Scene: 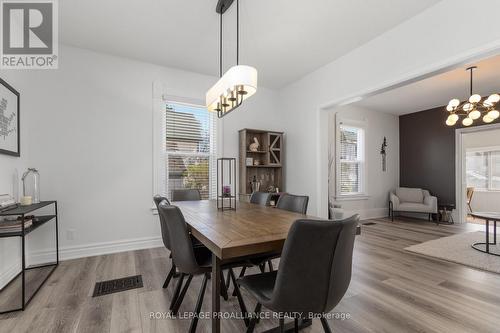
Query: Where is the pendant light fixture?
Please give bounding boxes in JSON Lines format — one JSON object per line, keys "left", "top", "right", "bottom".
{"left": 445, "top": 66, "right": 500, "bottom": 126}
{"left": 206, "top": 0, "right": 257, "bottom": 118}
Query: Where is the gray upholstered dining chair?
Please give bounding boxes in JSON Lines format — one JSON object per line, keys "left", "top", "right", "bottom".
{"left": 171, "top": 189, "right": 201, "bottom": 201}
{"left": 153, "top": 195, "right": 217, "bottom": 297}
{"left": 158, "top": 203, "right": 250, "bottom": 332}
{"left": 250, "top": 192, "right": 271, "bottom": 206}
{"left": 237, "top": 214, "right": 359, "bottom": 333}
{"left": 276, "top": 193, "right": 309, "bottom": 214}
{"left": 153, "top": 195, "right": 177, "bottom": 289}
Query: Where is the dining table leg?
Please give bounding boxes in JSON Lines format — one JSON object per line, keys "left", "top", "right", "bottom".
{"left": 212, "top": 254, "right": 221, "bottom": 333}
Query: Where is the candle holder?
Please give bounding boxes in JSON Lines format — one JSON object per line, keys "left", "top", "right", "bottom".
{"left": 217, "top": 158, "right": 236, "bottom": 211}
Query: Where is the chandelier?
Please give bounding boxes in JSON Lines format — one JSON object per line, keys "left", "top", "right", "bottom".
{"left": 206, "top": 0, "right": 257, "bottom": 118}
{"left": 445, "top": 66, "right": 499, "bottom": 126}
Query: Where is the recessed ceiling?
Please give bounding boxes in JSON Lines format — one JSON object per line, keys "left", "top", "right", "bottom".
{"left": 59, "top": 0, "right": 441, "bottom": 89}
{"left": 356, "top": 54, "right": 500, "bottom": 115}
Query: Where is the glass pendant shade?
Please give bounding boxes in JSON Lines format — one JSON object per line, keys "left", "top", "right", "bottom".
{"left": 469, "top": 109, "right": 481, "bottom": 120}
{"left": 206, "top": 65, "right": 258, "bottom": 114}
{"left": 487, "top": 109, "right": 499, "bottom": 120}
{"left": 483, "top": 115, "right": 494, "bottom": 123}
{"left": 488, "top": 93, "right": 500, "bottom": 103}
{"left": 449, "top": 99, "right": 460, "bottom": 108}
{"left": 469, "top": 94, "right": 482, "bottom": 103}
{"left": 449, "top": 113, "right": 459, "bottom": 122}
{"left": 462, "top": 117, "right": 473, "bottom": 126}
{"left": 445, "top": 116, "right": 456, "bottom": 126}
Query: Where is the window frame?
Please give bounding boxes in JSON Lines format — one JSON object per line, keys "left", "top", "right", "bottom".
{"left": 152, "top": 88, "right": 219, "bottom": 213}
{"left": 466, "top": 146, "right": 500, "bottom": 192}
{"left": 335, "top": 118, "right": 368, "bottom": 200}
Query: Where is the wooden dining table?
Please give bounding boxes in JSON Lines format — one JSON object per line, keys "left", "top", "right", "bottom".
{"left": 174, "top": 200, "right": 360, "bottom": 333}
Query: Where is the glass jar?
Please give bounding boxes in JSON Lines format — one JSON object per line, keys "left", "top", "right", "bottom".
{"left": 22, "top": 168, "right": 40, "bottom": 204}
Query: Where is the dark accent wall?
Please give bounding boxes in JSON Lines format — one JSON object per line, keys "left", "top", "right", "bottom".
{"left": 399, "top": 105, "right": 500, "bottom": 205}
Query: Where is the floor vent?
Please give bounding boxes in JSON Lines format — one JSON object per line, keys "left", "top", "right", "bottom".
{"left": 92, "top": 275, "right": 143, "bottom": 297}
{"left": 362, "top": 222, "right": 377, "bottom": 226}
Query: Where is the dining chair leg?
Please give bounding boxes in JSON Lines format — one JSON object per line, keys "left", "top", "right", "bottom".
{"left": 246, "top": 303, "right": 261, "bottom": 333}
{"left": 170, "top": 273, "right": 185, "bottom": 310}
{"left": 220, "top": 270, "right": 229, "bottom": 301}
{"left": 172, "top": 274, "right": 193, "bottom": 314}
{"left": 163, "top": 265, "right": 176, "bottom": 289}
{"left": 268, "top": 260, "right": 274, "bottom": 272}
{"left": 320, "top": 317, "right": 332, "bottom": 333}
{"left": 228, "top": 268, "right": 249, "bottom": 326}
{"left": 232, "top": 266, "right": 246, "bottom": 296}
{"left": 279, "top": 318, "right": 285, "bottom": 333}
{"left": 189, "top": 273, "right": 209, "bottom": 333}
{"left": 294, "top": 317, "right": 299, "bottom": 333}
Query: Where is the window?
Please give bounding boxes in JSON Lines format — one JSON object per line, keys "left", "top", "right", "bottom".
{"left": 157, "top": 101, "right": 217, "bottom": 200}
{"left": 336, "top": 122, "right": 365, "bottom": 197}
{"left": 466, "top": 148, "right": 500, "bottom": 191}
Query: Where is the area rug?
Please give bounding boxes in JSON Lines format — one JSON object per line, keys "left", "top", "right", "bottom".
{"left": 405, "top": 232, "right": 500, "bottom": 274}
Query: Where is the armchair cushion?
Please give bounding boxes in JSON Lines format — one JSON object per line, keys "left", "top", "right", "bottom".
{"left": 396, "top": 187, "right": 424, "bottom": 203}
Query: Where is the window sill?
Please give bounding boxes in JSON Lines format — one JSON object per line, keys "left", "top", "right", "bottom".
{"left": 334, "top": 194, "right": 370, "bottom": 201}
{"left": 473, "top": 189, "right": 500, "bottom": 193}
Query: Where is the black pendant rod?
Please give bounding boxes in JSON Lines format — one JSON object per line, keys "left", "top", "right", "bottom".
{"left": 220, "top": 11, "right": 223, "bottom": 78}
{"left": 467, "top": 66, "right": 477, "bottom": 96}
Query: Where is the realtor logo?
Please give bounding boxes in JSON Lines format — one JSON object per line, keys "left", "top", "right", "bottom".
{"left": 1, "top": 0, "right": 58, "bottom": 69}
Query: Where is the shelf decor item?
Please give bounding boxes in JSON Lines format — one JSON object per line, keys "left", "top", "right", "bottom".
{"left": 22, "top": 168, "right": 40, "bottom": 204}
{"left": 0, "top": 78, "right": 20, "bottom": 157}
{"left": 217, "top": 157, "right": 236, "bottom": 210}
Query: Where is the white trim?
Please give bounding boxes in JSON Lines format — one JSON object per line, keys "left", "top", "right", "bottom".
{"left": 335, "top": 117, "right": 367, "bottom": 198}
{"left": 455, "top": 122, "right": 500, "bottom": 224}
{"left": 28, "top": 236, "right": 163, "bottom": 265}
{"left": 0, "top": 261, "right": 21, "bottom": 290}
{"left": 334, "top": 194, "right": 370, "bottom": 201}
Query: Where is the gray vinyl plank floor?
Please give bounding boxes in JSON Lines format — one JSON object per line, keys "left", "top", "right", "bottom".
{"left": 0, "top": 218, "right": 498, "bottom": 333}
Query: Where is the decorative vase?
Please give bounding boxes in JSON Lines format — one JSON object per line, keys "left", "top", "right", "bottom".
{"left": 22, "top": 168, "right": 40, "bottom": 204}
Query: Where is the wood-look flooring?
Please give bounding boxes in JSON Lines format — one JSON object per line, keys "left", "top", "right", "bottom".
{"left": 1, "top": 217, "right": 499, "bottom": 333}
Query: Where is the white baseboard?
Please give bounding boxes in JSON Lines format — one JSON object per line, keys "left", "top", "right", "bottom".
{"left": 28, "top": 236, "right": 163, "bottom": 265}
{"left": 0, "top": 261, "right": 21, "bottom": 290}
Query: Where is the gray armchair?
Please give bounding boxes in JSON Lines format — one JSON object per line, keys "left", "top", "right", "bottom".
{"left": 389, "top": 187, "right": 437, "bottom": 222}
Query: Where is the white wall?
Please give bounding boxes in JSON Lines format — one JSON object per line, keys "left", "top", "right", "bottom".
{"left": 278, "top": 0, "right": 500, "bottom": 216}
{"left": 328, "top": 105, "right": 399, "bottom": 219}
{"left": 463, "top": 128, "right": 500, "bottom": 213}
{"left": 0, "top": 45, "right": 279, "bottom": 287}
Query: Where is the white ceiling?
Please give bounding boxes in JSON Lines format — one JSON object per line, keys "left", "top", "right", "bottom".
{"left": 356, "top": 54, "right": 500, "bottom": 115}
{"left": 59, "top": 0, "right": 440, "bottom": 89}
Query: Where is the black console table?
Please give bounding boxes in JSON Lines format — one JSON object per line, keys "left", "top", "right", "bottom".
{"left": 0, "top": 201, "right": 58, "bottom": 314}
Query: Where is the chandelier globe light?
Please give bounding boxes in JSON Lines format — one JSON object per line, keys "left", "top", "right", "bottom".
{"left": 206, "top": 0, "right": 258, "bottom": 118}
{"left": 445, "top": 66, "right": 499, "bottom": 127}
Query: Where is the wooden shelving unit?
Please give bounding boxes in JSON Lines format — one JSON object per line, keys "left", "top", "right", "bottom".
{"left": 239, "top": 128, "right": 284, "bottom": 201}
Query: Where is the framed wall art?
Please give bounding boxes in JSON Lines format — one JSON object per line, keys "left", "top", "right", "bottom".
{"left": 0, "top": 78, "right": 20, "bottom": 157}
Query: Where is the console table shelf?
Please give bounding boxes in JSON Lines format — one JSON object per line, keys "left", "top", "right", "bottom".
{"left": 0, "top": 201, "right": 59, "bottom": 314}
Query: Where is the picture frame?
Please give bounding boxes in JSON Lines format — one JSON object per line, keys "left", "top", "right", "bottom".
{"left": 0, "top": 78, "right": 20, "bottom": 157}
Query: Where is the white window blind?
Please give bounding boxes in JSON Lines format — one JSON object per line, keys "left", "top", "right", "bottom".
{"left": 161, "top": 102, "right": 217, "bottom": 200}
{"left": 466, "top": 148, "right": 500, "bottom": 191}
{"left": 337, "top": 124, "right": 365, "bottom": 196}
